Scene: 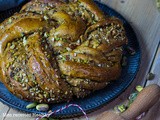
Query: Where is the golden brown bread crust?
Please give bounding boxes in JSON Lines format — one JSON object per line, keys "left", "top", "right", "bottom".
{"left": 21, "top": 0, "right": 106, "bottom": 25}
{"left": 0, "top": 13, "right": 48, "bottom": 54}
{"left": 21, "top": 0, "right": 64, "bottom": 13}
{"left": 78, "top": 0, "right": 106, "bottom": 20}
{"left": 0, "top": 0, "right": 128, "bottom": 103}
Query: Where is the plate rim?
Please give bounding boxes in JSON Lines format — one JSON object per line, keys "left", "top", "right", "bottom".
{"left": 0, "top": 0, "right": 141, "bottom": 118}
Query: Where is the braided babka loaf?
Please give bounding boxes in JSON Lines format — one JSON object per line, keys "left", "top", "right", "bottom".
{"left": 0, "top": 0, "right": 128, "bottom": 103}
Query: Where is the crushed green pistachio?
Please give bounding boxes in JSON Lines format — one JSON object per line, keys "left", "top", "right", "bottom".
{"left": 44, "top": 32, "right": 50, "bottom": 38}
{"left": 44, "top": 15, "right": 49, "bottom": 20}
{"left": 136, "top": 85, "right": 143, "bottom": 92}
{"left": 117, "top": 104, "right": 126, "bottom": 113}
{"left": 61, "top": 56, "right": 67, "bottom": 61}
{"left": 128, "top": 92, "right": 138, "bottom": 105}
{"left": 8, "top": 18, "right": 12, "bottom": 24}
{"left": 92, "top": 20, "right": 96, "bottom": 24}
{"left": 10, "top": 44, "right": 15, "bottom": 49}
{"left": 21, "top": 32, "right": 25, "bottom": 37}
{"left": 26, "top": 102, "right": 37, "bottom": 109}
{"left": 23, "top": 36, "right": 27, "bottom": 46}
{"left": 157, "top": 0, "right": 160, "bottom": 10}
{"left": 92, "top": 40, "right": 100, "bottom": 48}
{"left": 83, "top": 59, "right": 89, "bottom": 64}
{"left": 147, "top": 73, "right": 155, "bottom": 80}
{"left": 66, "top": 47, "right": 72, "bottom": 51}
{"left": 55, "top": 37, "right": 60, "bottom": 41}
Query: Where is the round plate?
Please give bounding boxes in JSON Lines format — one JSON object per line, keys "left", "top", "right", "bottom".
{"left": 0, "top": 1, "right": 141, "bottom": 118}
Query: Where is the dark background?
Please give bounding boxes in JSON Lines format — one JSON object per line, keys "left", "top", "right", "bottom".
{"left": 0, "top": 0, "right": 26, "bottom": 11}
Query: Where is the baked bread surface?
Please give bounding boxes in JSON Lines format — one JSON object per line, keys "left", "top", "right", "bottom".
{"left": 0, "top": 0, "right": 127, "bottom": 103}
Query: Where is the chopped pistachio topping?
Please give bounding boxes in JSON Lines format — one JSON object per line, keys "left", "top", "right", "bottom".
{"left": 44, "top": 32, "right": 50, "bottom": 38}
{"left": 55, "top": 37, "right": 60, "bottom": 41}
{"left": 157, "top": 0, "right": 160, "bottom": 10}
{"left": 8, "top": 18, "right": 12, "bottom": 24}
{"left": 136, "top": 85, "right": 143, "bottom": 92}
{"left": 44, "top": 15, "right": 49, "bottom": 20}
{"left": 23, "top": 36, "right": 27, "bottom": 46}
{"left": 147, "top": 73, "right": 155, "bottom": 80}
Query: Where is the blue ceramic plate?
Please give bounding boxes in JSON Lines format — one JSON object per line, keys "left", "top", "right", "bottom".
{"left": 0, "top": 1, "right": 141, "bottom": 118}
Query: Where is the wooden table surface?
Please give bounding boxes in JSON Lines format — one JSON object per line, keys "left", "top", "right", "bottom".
{"left": 0, "top": 0, "right": 160, "bottom": 120}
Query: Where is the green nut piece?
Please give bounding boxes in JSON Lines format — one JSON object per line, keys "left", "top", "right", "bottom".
{"left": 26, "top": 102, "right": 37, "bottom": 109}
{"left": 136, "top": 85, "right": 143, "bottom": 92}
{"left": 128, "top": 92, "right": 138, "bottom": 103}
{"left": 147, "top": 73, "right": 155, "bottom": 80}
{"left": 117, "top": 104, "right": 126, "bottom": 113}
{"left": 156, "top": 0, "right": 160, "bottom": 10}
{"left": 36, "top": 104, "right": 49, "bottom": 112}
